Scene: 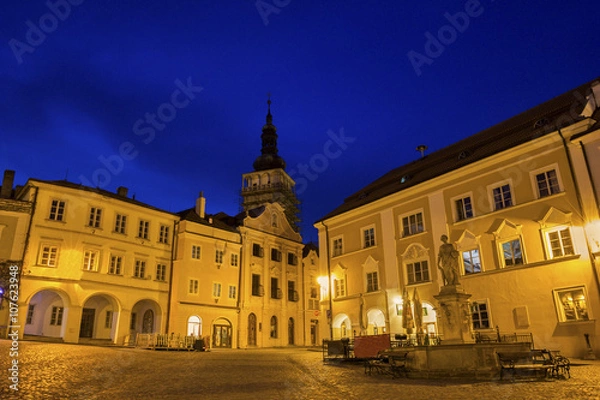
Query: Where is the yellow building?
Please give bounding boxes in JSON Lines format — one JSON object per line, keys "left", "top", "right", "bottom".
{"left": 11, "top": 179, "right": 177, "bottom": 345}
{"left": 316, "top": 78, "right": 600, "bottom": 358}
{"left": 0, "top": 170, "right": 33, "bottom": 338}
{"left": 169, "top": 192, "right": 242, "bottom": 349}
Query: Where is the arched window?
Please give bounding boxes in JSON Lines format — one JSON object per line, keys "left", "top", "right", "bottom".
{"left": 270, "top": 316, "right": 278, "bottom": 338}
{"left": 187, "top": 316, "right": 202, "bottom": 337}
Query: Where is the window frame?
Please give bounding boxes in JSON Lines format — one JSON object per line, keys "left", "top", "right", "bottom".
{"left": 114, "top": 213, "right": 127, "bottom": 234}
{"left": 332, "top": 236, "right": 343, "bottom": 257}
{"left": 452, "top": 193, "right": 474, "bottom": 222}
{"left": 362, "top": 226, "right": 376, "bottom": 248}
{"left": 400, "top": 211, "right": 425, "bottom": 237}
{"left": 530, "top": 164, "right": 562, "bottom": 199}
{"left": 212, "top": 282, "right": 222, "bottom": 298}
{"left": 109, "top": 254, "right": 123, "bottom": 275}
{"left": 50, "top": 306, "right": 64, "bottom": 326}
{"left": 158, "top": 224, "right": 170, "bottom": 244}
{"left": 83, "top": 249, "right": 100, "bottom": 272}
{"left": 488, "top": 180, "right": 514, "bottom": 211}
{"left": 228, "top": 285, "right": 237, "bottom": 299}
{"left": 366, "top": 271, "right": 379, "bottom": 293}
{"left": 134, "top": 259, "right": 146, "bottom": 278}
{"left": 230, "top": 253, "right": 239, "bottom": 266}
{"left": 471, "top": 300, "right": 491, "bottom": 330}
{"left": 500, "top": 237, "right": 524, "bottom": 267}
{"left": 88, "top": 206, "right": 102, "bottom": 228}
{"left": 544, "top": 226, "right": 576, "bottom": 259}
{"left": 156, "top": 263, "right": 167, "bottom": 281}
{"left": 138, "top": 220, "right": 150, "bottom": 239}
{"left": 191, "top": 245, "right": 201, "bottom": 260}
{"left": 553, "top": 286, "right": 590, "bottom": 323}
{"left": 48, "top": 199, "right": 66, "bottom": 222}
{"left": 461, "top": 248, "right": 482, "bottom": 275}
{"left": 215, "top": 249, "right": 224, "bottom": 264}
{"left": 188, "top": 279, "right": 199, "bottom": 295}
{"left": 39, "top": 244, "right": 59, "bottom": 267}
{"left": 406, "top": 260, "right": 430, "bottom": 284}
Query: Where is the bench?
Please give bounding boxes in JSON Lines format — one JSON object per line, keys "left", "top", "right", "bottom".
{"left": 546, "top": 350, "right": 571, "bottom": 379}
{"left": 365, "top": 351, "right": 409, "bottom": 378}
{"left": 497, "top": 350, "right": 554, "bottom": 380}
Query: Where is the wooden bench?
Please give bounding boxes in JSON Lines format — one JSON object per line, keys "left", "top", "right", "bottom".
{"left": 497, "top": 350, "right": 554, "bottom": 380}
{"left": 546, "top": 350, "right": 571, "bottom": 379}
{"left": 365, "top": 351, "right": 409, "bottom": 378}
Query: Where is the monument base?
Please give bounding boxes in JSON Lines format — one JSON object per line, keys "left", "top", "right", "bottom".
{"left": 434, "top": 284, "right": 475, "bottom": 345}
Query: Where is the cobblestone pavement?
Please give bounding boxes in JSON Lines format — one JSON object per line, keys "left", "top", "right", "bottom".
{"left": 1, "top": 340, "right": 599, "bottom": 400}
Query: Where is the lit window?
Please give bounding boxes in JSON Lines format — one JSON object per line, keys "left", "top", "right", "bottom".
{"left": 333, "top": 238, "right": 343, "bottom": 256}
{"left": 109, "top": 255, "right": 122, "bottom": 275}
{"left": 402, "top": 213, "right": 424, "bottom": 236}
{"left": 88, "top": 207, "right": 102, "bottom": 228}
{"left": 159, "top": 225, "right": 170, "bottom": 244}
{"left": 555, "top": 287, "right": 589, "bottom": 322}
{"left": 191, "top": 245, "right": 201, "bottom": 259}
{"left": 134, "top": 260, "right": 146, "bottom": 278}
{"left": 138, "top": 220, "right": 149, "bottom": 239}
{"left": 115, "top": 214, "right": 127, "bottom": 234}
{"left": 492, "top": 184, "right": 512, "bottom": 210}
{"left": 366, "top": 271, "right": 379, "bottom": 292}
{"left": 407, "top": 261, "right": 430, "bottom": 284}
{"left": 536, "top": 169, "right": 560, "bottom": 198}
{"left": 49, "top": 200, "right": 65, "bottom": 221}
{"left": 363, "top": 227, "right": 375, "bottom": 248}
{"left": 502, "top": 239, "right": 523, "bottom": 266}
{"left": 50, "top": 306, "right": 64, "bottom": 325}
{"left": 189, "top": 279, "right": 199, "bottom": 294}
{"left": 462, "top": 249, "right": 481, "bottom": 274}
{"left": 546, "top": 228, "right": 575, "bottom": 258}
{"left": 472, "top": 301, "right": 490, "bottom": 329}
{"left": 40, "top": 245, "right": 58, "bottom": 267}
{"left": 156, "top": 263, "right": 167, "bottom": 281}
{"left": 83, "top": 250, "right": 99, "bottom": 271}
{"left": 455, "top": 196, "right": 473, "bottom": 221}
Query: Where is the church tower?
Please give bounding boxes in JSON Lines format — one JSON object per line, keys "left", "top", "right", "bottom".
{"left": 241, "top": 98, "right": 300, "bottom": 231}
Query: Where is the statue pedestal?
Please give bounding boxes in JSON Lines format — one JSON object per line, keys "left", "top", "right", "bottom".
{"left": 434, "top": 285, "right": 475, "bottom": 345}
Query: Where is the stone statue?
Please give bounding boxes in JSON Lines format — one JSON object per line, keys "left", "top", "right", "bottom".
{"left": 437, "top": 235, "right": 459, "bottom": 286}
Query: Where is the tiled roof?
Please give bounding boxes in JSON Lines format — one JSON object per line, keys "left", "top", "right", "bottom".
{"left": 317, "top": 77, "right": 600, "bottom": 222}
{"left": 25, "top": 179, "right": 177, "bottom": 216}
{"left": 177, "top": 208, "right": 239, "bottom": 232}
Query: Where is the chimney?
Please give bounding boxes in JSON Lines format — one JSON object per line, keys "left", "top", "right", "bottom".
{"left": 196, "top": 191, "right": 206, "bottom": 219}
{"left": 1, "top": 170, "right": 15, "bottom": 198}
{"left": 117, "top": 186, "right": 128, "bottom": 197}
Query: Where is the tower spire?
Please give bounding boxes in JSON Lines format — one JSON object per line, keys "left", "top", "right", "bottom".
{"left": 253, "top": 95, "right": 286, "bottom": 171}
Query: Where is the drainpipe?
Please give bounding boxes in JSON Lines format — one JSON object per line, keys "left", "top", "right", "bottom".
{"left": 236, "top": 234, "right": 243, "bottom": 348}
{"left": 320, "top": 221, "right": 334, "bottom": 341}
{"left": 558, "top": 129, "right": 600, "bottom": 295}
{"left": 165, "top": 219, "right": 179, "bottom": 334}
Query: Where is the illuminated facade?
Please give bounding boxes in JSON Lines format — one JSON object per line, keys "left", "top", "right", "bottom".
{"left": 316, "top": 79, "right": 600, "bottom": 358}
{"left": 0, "top": 101, "right": 314, "bottom": 348}
{"left": 10, "top": 180, "right": 177, "bottom": 345}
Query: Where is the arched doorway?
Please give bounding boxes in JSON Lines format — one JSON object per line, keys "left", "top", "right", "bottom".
{"left": 367, "top": 309, "right": 386, "bottom": 335}
{"left": 130, "top": 299, "right": 161, "bottom": 336}
{"left": 332, "top": 313, "right": 352, "bottom": 339}
{"left": 24, "top": 289, "right": 69, "bottom": 340}
{"left": 79, "top": 294, "right": 119, "bottom": 341}
{"left": 187, "top": 316, "right": 202, "bottom": 337}
{"left": 248, "top": 313, "right": 257, "bottom": 346}
{"left": 142, "top": 310, "right": 154, "bottom": 334}
{"left": 288, "top": 317, "right": 295, "bottom": 345}
{"left": 213, "top": 318, "right": 232, "bottom": 348}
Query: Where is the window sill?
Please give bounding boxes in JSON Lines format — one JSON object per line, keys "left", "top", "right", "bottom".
{"left": 557, "top": 319, "right": 595, "bottom": 326}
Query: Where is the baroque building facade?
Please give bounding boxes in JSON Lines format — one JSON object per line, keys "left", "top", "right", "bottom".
{"left": 0, "top": 102, "right": 314, "bottom": 349}
{"left": 315, "top": 78, "right": 600, "bottom": 358}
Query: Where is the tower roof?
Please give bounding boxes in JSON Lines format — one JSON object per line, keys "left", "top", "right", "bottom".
{"left": 253, "top": 97, "right": 286, "bottom": 171}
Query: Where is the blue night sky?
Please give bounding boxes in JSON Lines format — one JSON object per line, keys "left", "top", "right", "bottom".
{"left": 1, "top": 1, "right": 599, "bottom": 241}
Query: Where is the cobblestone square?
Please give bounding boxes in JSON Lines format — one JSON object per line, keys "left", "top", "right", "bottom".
{"left": 1, "top": 340, "right": 599, "bottom": 400}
